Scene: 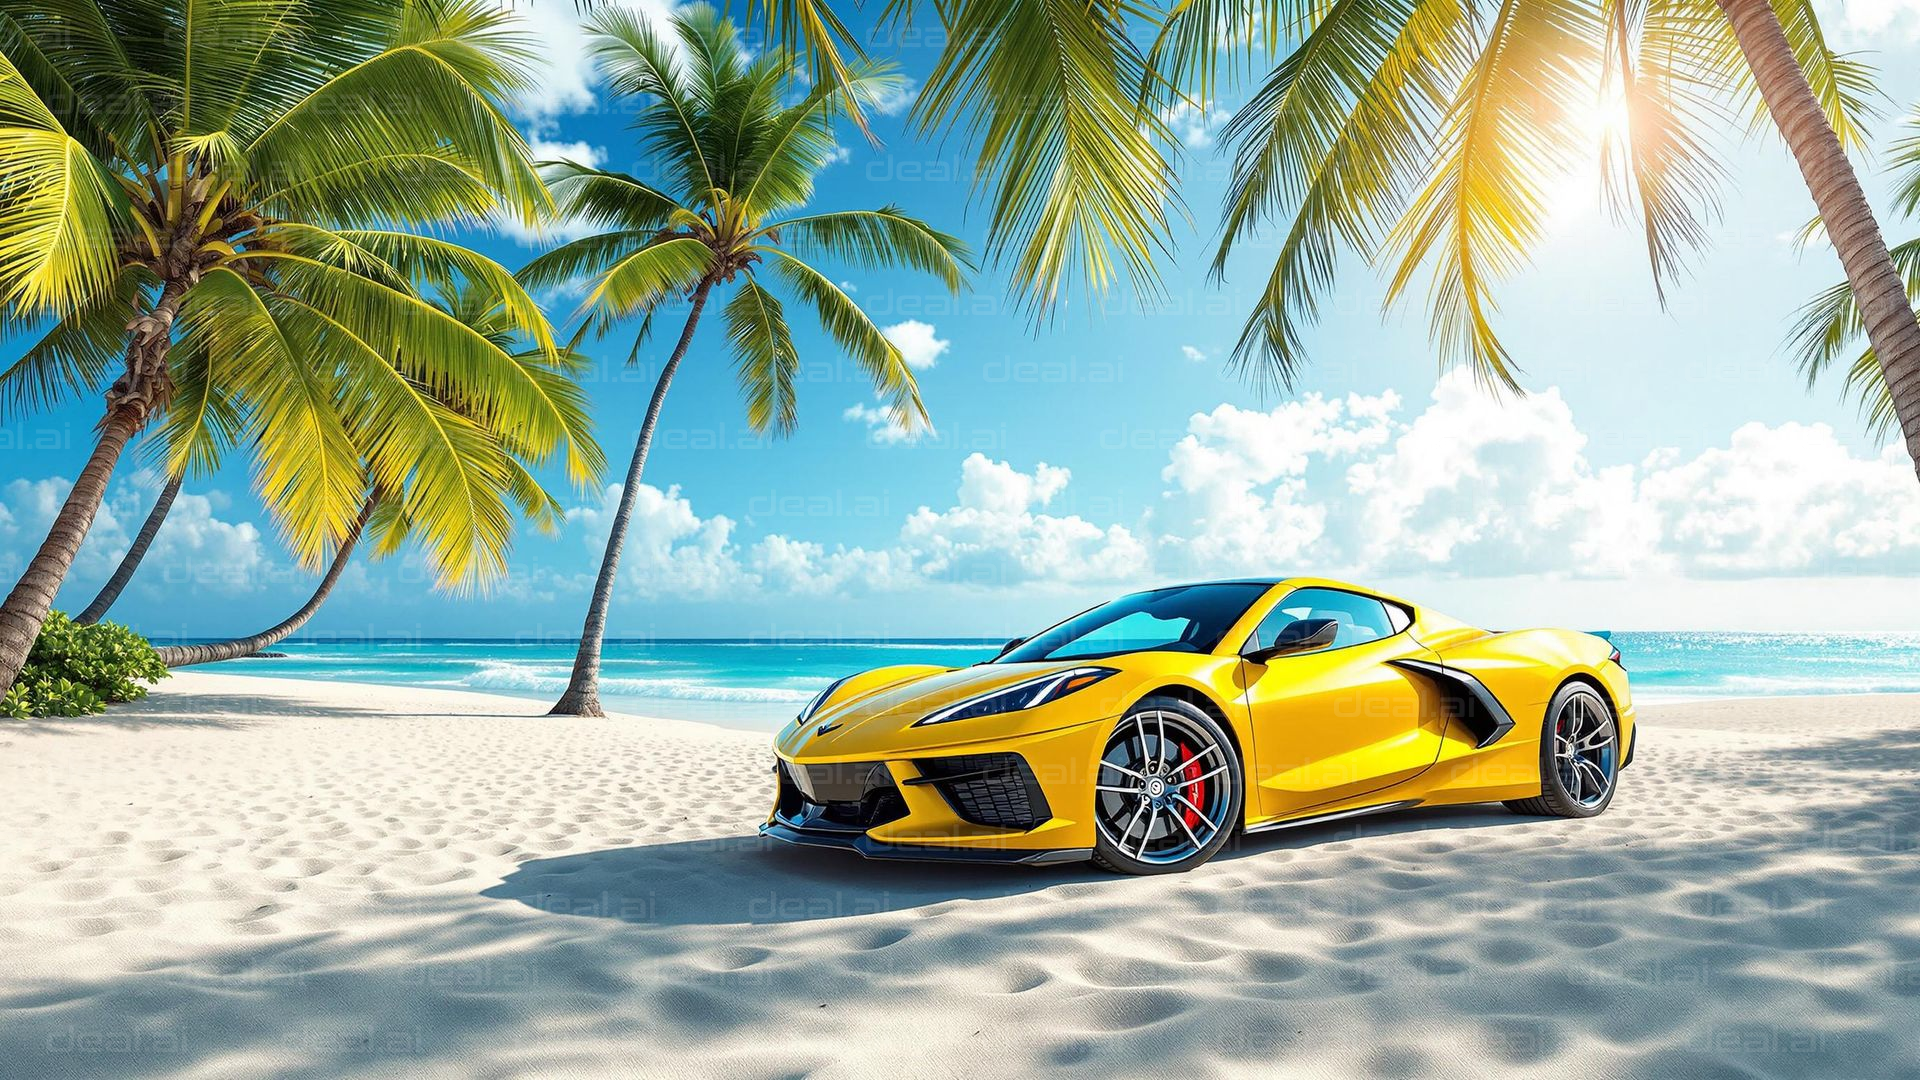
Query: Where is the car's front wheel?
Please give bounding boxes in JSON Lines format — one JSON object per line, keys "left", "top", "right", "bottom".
{"left": 1503, "top": 681, "right": 1620, "bottom": 818}
{"left": 1090, "top": 696, "right": 1243, "bottom": 875}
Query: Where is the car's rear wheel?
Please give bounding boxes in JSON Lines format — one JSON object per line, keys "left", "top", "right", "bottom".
{"left": 1090, "top": 696, "right": 1242, "bottom": 875}
{"left": 1504, "top": 681, "right": 1620, "bottom": 818}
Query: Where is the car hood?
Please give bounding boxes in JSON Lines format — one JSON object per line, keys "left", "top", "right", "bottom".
{"left": 776, "top": 660, "right": 1083, "bottom": 759}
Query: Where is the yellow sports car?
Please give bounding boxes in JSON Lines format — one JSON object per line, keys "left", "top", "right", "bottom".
{"left": 763, "top": 578, "right": 1635, "bottom": 874}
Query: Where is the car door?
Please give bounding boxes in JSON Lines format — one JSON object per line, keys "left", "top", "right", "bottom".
{"left": 1239, "top": 588, "right": 1450, "bottom": 819}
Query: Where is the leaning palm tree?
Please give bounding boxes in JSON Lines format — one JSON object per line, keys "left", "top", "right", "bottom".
{"left": 154, "top": 290, "right": 592, "bottom": 667}
{"left": 1788, "top": 106, "right": 1920, "bottom": 437}
{"left": 0, "top": 0, "right": 593, "bottom": 692}
{"left": 520, "top": 5, "right": 970, "bottom": 716}
{"left": 73, "top": 473, "right": 182, "bottom": 625}
{"left": 1159, "top": 0, "right": 1920, "bottom": 478}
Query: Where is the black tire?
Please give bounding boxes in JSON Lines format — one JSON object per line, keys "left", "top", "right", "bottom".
{"left": 1503, "top": 681, "right": 1621, "bottom": 818}
{"left": 1090, "top": 695, "right": 1243, "bottom": 875}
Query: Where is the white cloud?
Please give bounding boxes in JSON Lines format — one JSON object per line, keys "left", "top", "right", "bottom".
{"left": 568, "top": 482, "right": 750, "bottom": 598}
{"left": 0, "top": 472, "right": 271, "bottom": 604}
{"left": 825, "top": 146, "right": 851, "bottom": 165}
{"left": 1163, "top": 99, "right": 1231, "bottom": 148}
{"left": 556, "top": 454, "right": 1149, "bottom": 598}
{"left": 868, "top": 77, "right": 917, "bottom": 117}
{"left": 1342, "top": 377, "right": 1652, "bottom": 578}
{"left": 899, "top": 455, "right": 1150, "bottom": 586}
{"left": 1638, "top": 422, "right": 1920, "bottom": 575}
{"left": 844, "top": 400, "right": 927, "bottom": 445}
{"left": 555, "top": 372, "right": 1920, "bottom": 602}
{"left": 503, "top": 0, "right": 679, "bottom": 119}
{"left": 1155, "top": 392, "right": 1398, "bottom": 575}
{"left": 1181, "top": 345, "right": 1208, "bottom": 362}
{"left": 882, "top": 319, "right": 950, "bottom": 369}
{"left": 1828, "top": 0, "right": 1920, "bottom": 41}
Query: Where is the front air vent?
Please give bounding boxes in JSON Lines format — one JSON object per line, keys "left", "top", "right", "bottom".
{"left": 911, "top": 753, "right": 1052, "bottom": 831}
{"left": 776, "top": 760, "right": 909, "bottom": 831}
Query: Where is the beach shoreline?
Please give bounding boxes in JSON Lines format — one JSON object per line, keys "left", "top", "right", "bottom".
{"left": 3, "top": 672, "right": 1916, "bottom": 1078}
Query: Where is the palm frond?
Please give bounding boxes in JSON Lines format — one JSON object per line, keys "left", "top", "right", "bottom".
{"left": 1891, "top": 107, "right": 1920, "bottom": 218}
{"left": 256, "top": 147, "right": 501, "bottom": 227}
{"left": 245, "top": 2, "right": 548, "bottom": 227}
{"left": 765, "top": 208, "right": 971, "bottom": 293}
{"left": 517, "top": 230, "right": 656, "bottom": 298}
{"left": 231, "top": 250, "right": 580, "bottom": 480}
{"left": 586, "top": 4, "right": 719, "bottom": 211}
{"left": 179, "top": 267, "right": 367, "bottom": 568}
{"left": 0, "top": 0, "right": 164, "bottom": 160}
{"left": 1382, "top": 0, "right": 1604, "bottom": 390}
{"left": 1215, "top": 0, "right": 1456, "bottom": 391}
{"left": 330, "top": 228, "right": 558, "bottom": 358}
{"left": 1598, "top": 0, "right": 1734, "bottom": 301}
{"left": 153, "top": 327, "right": 246, "bottom": 479}
{"left": 746, "top": 0, "right": 873, "bottom": 139}
{"left": 1785, "top": 236, "right": 1920, "bottom": 437}
{"left": 0, "top": 50, "right": 129, "bottom": 318}
{"left": 271, "top": 290, "right": 519, "bottom": 587}
{"left": 724, "top": 278, "right": 800, "bottom": 436}
{"left": 178, "top": 0, "right": 312, "bottom": 138}
{"left": 0, "top": 265, "right": 149, "bottom": 421}
{"left": 543, "top": 161, "right": 684, "bottom": 232}
{"left": 583, "top": 235, "right": 714, "bottom": 322}
{"left": 911, "top": 0, "right": 1179, "bottom": 311}
{"left": 734, "top": 58, "right": 901, "bottom": 217}
{"left": 765, "top": 249, "right": 926, "bottom": 430}
{"left": 1766, "top": 0, "right": 1880, "bottom": 153}
{"left": 1149, "top": 0, "right": 1316, "bottom": 99}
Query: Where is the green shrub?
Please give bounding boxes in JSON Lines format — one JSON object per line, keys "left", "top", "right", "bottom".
{"left": 1, "top": 612, "right": 169, "bottom": 719}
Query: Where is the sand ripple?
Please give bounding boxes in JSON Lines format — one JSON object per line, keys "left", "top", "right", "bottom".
{"left": 2, "top": 673, "right": 1918, "bottom": 1078}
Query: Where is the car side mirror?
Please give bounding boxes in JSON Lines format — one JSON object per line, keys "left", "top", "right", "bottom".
{"left": 994, "top": 636, "right": 1027, "bottom": 658}
{"left": 1242, "top": 619, "right": 1339, "bottom": 664}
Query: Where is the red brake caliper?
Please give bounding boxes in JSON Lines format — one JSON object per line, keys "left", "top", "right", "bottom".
{"left": 1178, "top": 742, "right": 1204, "bottom": 828}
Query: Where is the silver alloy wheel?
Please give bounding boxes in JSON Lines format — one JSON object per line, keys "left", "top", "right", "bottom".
{"left": 1553, "top": 691, "right": 1618, "bottom": 807}
{"left": 1092, "top": 709, "right": 1233, "bottom": 866}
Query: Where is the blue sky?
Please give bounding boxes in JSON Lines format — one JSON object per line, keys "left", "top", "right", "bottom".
{"left": 7, "top": 0, "right": 1920, "bottom": 640}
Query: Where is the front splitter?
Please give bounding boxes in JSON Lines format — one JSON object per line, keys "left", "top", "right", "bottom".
{"left": 760, "top": 817, "right": 1091, "bottom": 867}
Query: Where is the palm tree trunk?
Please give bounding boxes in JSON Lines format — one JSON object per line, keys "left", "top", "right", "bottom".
{"left": 153, "top": 495, "right": 376, "bottom": 669}
{"left": 1718, "top": 0, "right": 1920, "bottom": 473}
{"left": 550, "top": 279, "right": 717, "bottom": 717}
{"left": 0, "top": 282, "right": 185, "bottom": 692}
{"left": 74, "top": 474, "right": 184, "bottom": 626}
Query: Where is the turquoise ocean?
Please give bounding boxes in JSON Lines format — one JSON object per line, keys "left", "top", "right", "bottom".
{"left": 177, "top": 631, "right": 1920, "bottom": 731}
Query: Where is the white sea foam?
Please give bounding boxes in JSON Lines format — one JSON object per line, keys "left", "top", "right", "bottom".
{"left": 457, "top": 661, "right": 820, "bottom": 703}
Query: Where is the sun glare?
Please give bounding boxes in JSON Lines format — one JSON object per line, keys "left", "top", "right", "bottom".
{"left": 1545, "top": 83, "right": 1635, "bottom": 227}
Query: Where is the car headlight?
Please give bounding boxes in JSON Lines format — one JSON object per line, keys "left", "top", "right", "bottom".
{"left": 914, "top": 667, "right": 1118, "bottom": 727}
{"left": 796, "top": 676, "right": 851, "bottom": 725}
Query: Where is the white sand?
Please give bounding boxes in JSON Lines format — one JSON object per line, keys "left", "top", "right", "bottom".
{"left": 2, "top": 672, "right": 1916, "bottom": 1078}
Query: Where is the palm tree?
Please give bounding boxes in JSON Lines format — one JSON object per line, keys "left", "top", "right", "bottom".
{"left": 1789, "top": 106, "right": 1920, "bottom": 436}
{"left": 0, "top": 0, "right": 595, "bottom": 692}
{"left": 520, "top": 5, "right": 970, "bottom": 716}
{"left": 1156, "top": 0, "right": 1920, "bottom": 477}
{"left": 155, "top": 290, "right": 590, "bottom": 667}
{"left": 73, "top": 473, "right": 181, "bottom": 625}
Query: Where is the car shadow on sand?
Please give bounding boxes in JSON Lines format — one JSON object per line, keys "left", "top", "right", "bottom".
{"left": 482, "top": 802, "right": 1538, "bottom": 927}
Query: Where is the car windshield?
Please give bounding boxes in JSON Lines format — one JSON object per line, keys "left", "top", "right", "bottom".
{"left": 996, "top": 583, "right": 1274, "bottom": 663}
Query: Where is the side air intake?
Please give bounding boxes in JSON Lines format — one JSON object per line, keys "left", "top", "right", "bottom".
{"left": 1388, "top": 659, "right": 1516, "bottom": 748}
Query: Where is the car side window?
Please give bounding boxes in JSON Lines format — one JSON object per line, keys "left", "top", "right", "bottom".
{"left": 1248, "top": 588, "right": 1399, "bottom": 654}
